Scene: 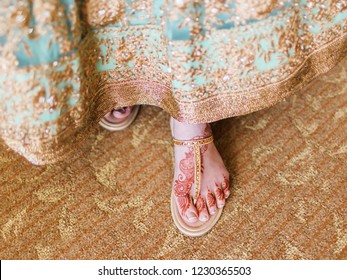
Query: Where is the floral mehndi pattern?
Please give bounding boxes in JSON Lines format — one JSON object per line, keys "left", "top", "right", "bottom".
{"left": 173, "top": 149, "right": 195, "bottom": 215}
{"left": 173, "top": 123, "right": 221, "bottom": 218}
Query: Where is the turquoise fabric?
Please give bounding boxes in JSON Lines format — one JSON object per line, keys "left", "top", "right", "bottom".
{"left": 1, "top": 1, "right": 347, "bottom": 164}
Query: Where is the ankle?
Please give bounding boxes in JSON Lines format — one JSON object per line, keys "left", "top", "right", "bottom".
{"left": 171, "top": 117, "right": 212, "bottom": 140}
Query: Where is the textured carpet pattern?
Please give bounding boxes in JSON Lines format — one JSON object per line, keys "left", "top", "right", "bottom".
{"left": 0, "top": 59, "right": 346, "bottom": 260}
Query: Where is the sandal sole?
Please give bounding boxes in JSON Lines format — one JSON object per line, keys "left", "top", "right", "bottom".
{"left": 170, "top": 192, "right": 223, "bottom": 237}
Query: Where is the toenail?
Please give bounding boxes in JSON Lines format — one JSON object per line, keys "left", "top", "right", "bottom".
{"left": 201, "top": 215, "right": 208, "bottom": 222}
{"left": 187, "top": 213, "right": 198, "bottom": 221}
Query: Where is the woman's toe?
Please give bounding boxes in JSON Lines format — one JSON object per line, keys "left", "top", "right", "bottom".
{"left": 186, "top": 210, "right": 198, "bottom": 222}
{"left": 103, "top": 112, "right": 113, "bottom": 122}
{"left": 206, "top": 190, "right": 217, "bottom": 215}
{"left": 224, "top": 189, "right": 230, "bottom": 199}
{"left": 222, "top": 176, "right": 230, "bottom": 199}
{"left": 112, "top": 106, "right": 131, "bottom": 118}
{"left": 177, "top": 195, "right": 199, "bottom": 223}
{"left": 215, "top": 184, "right": 225, "bottom": 208}
{"left": 196, "top": 195, "right": 209, "bottom": 222}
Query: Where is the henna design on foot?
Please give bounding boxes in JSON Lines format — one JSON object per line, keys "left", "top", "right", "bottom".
{"left": 221, "top": 176, "right": 229, "bottom": 190}
{"left": 196, "top": 195, "right": 206, "bottom": 213}
{"left": 174, "top": 150, "right": 195, "bottom": 215}
{"left": 173, "top": 123, "right": 216, "bottom": 219}
{"left": 177, "top": 195, "right": 191, "bottom": 215}
{"left": 215, "top": 186, "right": 225, "bottom": 201}
{"left": 207, "top": 190, "right": 217, "bottom": 208}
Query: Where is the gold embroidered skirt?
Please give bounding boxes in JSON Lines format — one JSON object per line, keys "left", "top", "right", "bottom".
{"left": 1, "top": 0, "right": 347, "bottom": 164}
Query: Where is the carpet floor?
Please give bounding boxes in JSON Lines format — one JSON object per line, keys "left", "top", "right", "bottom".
{"left": 0, "top": 58, "right": 346, "bottom": 260}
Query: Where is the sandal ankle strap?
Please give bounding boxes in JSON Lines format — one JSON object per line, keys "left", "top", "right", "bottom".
{"left": 172, "top": 135, "right": 214, "bottom": 205}
{"left": 172, "top": 135, "right": 214, "bottom": 147}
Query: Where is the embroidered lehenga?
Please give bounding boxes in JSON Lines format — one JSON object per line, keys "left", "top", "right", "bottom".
{"left": 1, "top": 0, "right": 347, "bottom": 164}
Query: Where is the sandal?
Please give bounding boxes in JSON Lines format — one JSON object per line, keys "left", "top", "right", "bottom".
{"left": 170, "top": 119, "right": 223, "bottom": 237}
{"left": 99, "top": 106, "right": 140, "bottom": 131}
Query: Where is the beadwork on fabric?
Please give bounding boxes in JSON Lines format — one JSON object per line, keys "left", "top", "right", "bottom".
{"left": 1, "top": 0, "right": 347, "bottom": 164}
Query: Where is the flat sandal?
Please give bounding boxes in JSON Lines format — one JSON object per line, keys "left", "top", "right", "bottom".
{"left": 170, "top": 118, "right": 223, "bottom": 237}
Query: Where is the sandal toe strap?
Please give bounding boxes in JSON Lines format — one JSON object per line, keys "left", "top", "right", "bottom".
{"left": 173, "top": 135, "right": 214, "bottom": 204}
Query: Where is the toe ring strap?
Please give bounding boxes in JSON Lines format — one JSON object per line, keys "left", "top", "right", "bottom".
{"left": 173, "top": 135, "right": 214, "bottom": 205}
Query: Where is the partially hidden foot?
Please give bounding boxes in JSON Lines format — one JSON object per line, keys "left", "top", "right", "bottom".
{"left": 99, "top": 106, "right": 140, "bottom": 131}
{"left": 103, "top": 107, "right": 133, "bottom": 124}
{"left": 171, "top": 117, "right": 230, "bottom": 225}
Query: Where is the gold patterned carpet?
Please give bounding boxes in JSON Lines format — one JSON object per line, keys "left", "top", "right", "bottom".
{"left": 1, "top": 58, "right": 346, "bottom": 260}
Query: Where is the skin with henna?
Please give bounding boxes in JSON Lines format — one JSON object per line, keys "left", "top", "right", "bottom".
{"left": 171, "top": 117, "right": 230, "bottom": 224}
{"left": 104, "top": 110, "right": 230, "bottom": 224}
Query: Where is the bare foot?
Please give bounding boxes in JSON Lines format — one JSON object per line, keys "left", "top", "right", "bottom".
{"left": 103, "top": 107, "right": 133, "bottom": 124}
{"left": 171, "top": 117, "right": 230, "bottom": 224}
